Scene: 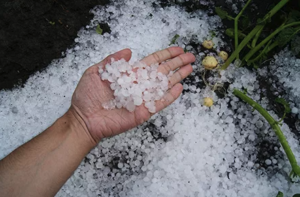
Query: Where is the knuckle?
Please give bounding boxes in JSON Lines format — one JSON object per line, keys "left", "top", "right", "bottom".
{"left": 152, "top": 53, "right": 161, "bottom": 62}
{"left": 165, "top": 62, "right": 173, "bottom": 71}
{"left": 178, "top": 55, "right": 186, "bottom": 65}
{"left": 166, "top": 48, "right": 173, "bottom": 57}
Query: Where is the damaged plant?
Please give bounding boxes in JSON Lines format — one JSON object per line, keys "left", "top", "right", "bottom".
{"left": 234, "top": 89, "right": 300, "bottom": 179}
{"left": 216, "top": 0, "right": 300, "bottom": 69}
{"left": 215, "top": 0, "right": 300, "bottom": 182}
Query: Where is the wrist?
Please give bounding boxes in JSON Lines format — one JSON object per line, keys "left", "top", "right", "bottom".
{"left": 63, "top": 107, "right": 98, "bottom": 149}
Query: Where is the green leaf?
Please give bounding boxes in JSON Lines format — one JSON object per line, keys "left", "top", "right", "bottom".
{"left": 275, "top": 98, "right": 291, "bottom": 114}
{"left": 225, "top": 28, "right": 246, "bottom": 39}
{"left": 215, "top": 7, "right": 232, "bottom": 20}
{"left": 293, "top": 194, "right": 300, "bottom": 197}
{"left": 242, "top": 88, "right": 247, "bottom": 95}
{"left": 257, "top": 17, "right": 271, "bottom": 25}
{"left": 276, "top": 27, "right": 300, "bottom": 47}
{"left": 225, "top": 28, "right": 234, "bottom": 37}
{"left": 253, "top": 62, "right": 259, "bottom": 69}
{"left": 209, "top": 30, "right": 216, "bottom": 39}
{"left": 287, "top": 10, "right": 300, "bottom": 24}
{"left": 240, "top": 15, "right": 250, "bottom": 29}
{"left": 257, "top": 17, "right": 267, "bottom": 25}
{"left": 170, "top": 34, "right": 180, "bottom": 45}
{"left": 257, "top": 18, "right": 263, "bottom": 23}
{"left": 291, "top": 36, "right": 300, "bottom": 55}
{"left": 96, "top": 25, "right": 103, "bottom": 35}
{"left": 276, "top": 191, "right": 284, "bottom": 197}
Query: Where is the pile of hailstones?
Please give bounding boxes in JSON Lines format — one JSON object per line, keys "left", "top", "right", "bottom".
{"left": 99, "top": 59, "right": 170, "bottom": 113}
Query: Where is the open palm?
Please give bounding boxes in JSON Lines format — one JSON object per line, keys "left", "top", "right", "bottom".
{"left": 71, "top": 47, "right": 195, "bottom": 143}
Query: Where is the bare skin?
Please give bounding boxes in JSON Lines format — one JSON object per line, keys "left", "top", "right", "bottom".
{"left": 0, "top": 47, "right": 195, "bottom": 197}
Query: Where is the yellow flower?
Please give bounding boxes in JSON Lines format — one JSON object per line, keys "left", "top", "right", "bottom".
{"left": 202, "top": 40, "right": 214, "bottom": 49}
{"left": 203, "top": 97, "right": 213, "bottom": 107}
{"left": 219, "top": 51, "right": 228, "bottom": 61}
{"left": 202, "top": 56, "right": 218, "bottom": 70}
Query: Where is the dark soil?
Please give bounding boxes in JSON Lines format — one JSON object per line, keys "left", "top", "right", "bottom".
{"left": 0, "top": 0, "right": 109, "bottom": 90}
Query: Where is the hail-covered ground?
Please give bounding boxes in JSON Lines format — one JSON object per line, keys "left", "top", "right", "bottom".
{"left": 265, "top": 49, "right": 300, "bottom": 119}
{"left": 0, "top": 0, "right": 300, "bottom": 196}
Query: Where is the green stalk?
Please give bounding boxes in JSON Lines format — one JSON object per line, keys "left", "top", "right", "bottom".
{"left": 235, "top": 18, "right": 239, "bottom": 59}
{"left": 234, "top": 0, "right": 252, "bottom": 59}
{"left": 276, "top": 191, "right": 284, "bottom": 197}
{"left": 221, "top": 0, "right": 290, "bottom": 70}
{"left": 221, "top": 25, "right": 263, "bottom": 70}
{"left": 265, "top": 41, "right": 278, "bottom": 54}
{"left": 248, "top": 41, "right": 278, "bottom": 65}
{"left": 247, "top": 40, "right": 272, "bottom": 65}
{"left": 245, "top": 22, "right": 300, "bottom": 62}
{"left": 251, "top": 24, "right": 265, "bottom": 48}
{"left": 227, "top": 16, "right": 235, "bottom": 20}
{"left": 260, "top": 0, "right": 290, "bottom": 23}
{"left": 233, "top": 89, "right": 300, "bottom": 177}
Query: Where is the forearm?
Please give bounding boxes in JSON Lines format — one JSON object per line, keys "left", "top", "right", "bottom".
{"left": 0, "top": 108, "right": 96, "bottom": 197}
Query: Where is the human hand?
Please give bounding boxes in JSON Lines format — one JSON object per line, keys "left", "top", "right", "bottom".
{"left": 70, "top": 47, "right": 195, "bottom": 145}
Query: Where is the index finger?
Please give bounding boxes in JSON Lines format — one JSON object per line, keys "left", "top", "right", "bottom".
{"left": 141, "top": 46, "right": 184, "bottom": 65}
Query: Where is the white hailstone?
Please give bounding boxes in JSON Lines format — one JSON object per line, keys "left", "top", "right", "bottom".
{"left": 141, "top": 69, "right": 149, "bottom": 79}
{"left": 126, "top": 101, "right": 136, "bottom": 112}
{"left": 134, "top": 160, "right": 141, "bottom": 166}
{"left": 117, "top": 78, "right": 124, "bottom": 85}
{"left": 291, "top": 107, "right": 299, "bottom": 114}
{"left": 99, "top": 59, "right": 170, "bottom": 113}
{"left": 128, "top": 151, "right": 135, "bottom": 159}
{"left": 219, "top": 165, "right": 227, "bottom": 173}
{"left": 150, "top": 71, "right": 157, "bottom": 79}
{"left": 255, "top": 120, "right": 264, "bottom": 128}
{"left": 247, "top": 161, "right": 254, "bottom": 168}
{"left": 101, "top": 72, "right": 109, "bottom": 80}
{"left": 117, "top": 163, "right": 124, "bottom": 169}
{"left": 116, "top": 102, "right": 123, "bottom": 109}
{"left": 133, "top": 96, "right": 143, "bottom": 106}
{"left": 143, "top": 91, "right": 149, "bottom": 101}
{"left": 265, "top": 159, "right": 272, "bottom": 165}
{"left": 110, "top": 83, "right": 117, "bottom": 90}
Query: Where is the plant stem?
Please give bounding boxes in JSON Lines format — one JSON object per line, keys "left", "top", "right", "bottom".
{"left": 247, "top": 40, "right": 272, "bottom": 65}
{"left": 227, "top": 16, "right": 235, "bottom": 20}
{"left": 251, "top": 24, "right": 265, "bottom": 48}
{"left": 260, "top": 0, "right": 290, "bottom": 23}
{"left": 265, "top": 41, "right": 278, "bottom": 54}
{"left": 221, "top": 25, "right": 263, "bottom": 70}
{"left": 234, "top": 0, "right": 252, "bottom": 59}
{"left": 247, "top": 41, "right": 278, "bottom": 66}
{"left": 235, "top": 18, "right": 239, "bottom": 59}
{"left": 276, "top": 191, "right": 284, "bottom": 197}
{"left": 233, "top": 89, "right": 300, "bottom": 177}
{"left": 244, "top": 22, "right": 300, "bottom": 62}
{"left": 221, "top": 0, "right": 290, "bottom": 70}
